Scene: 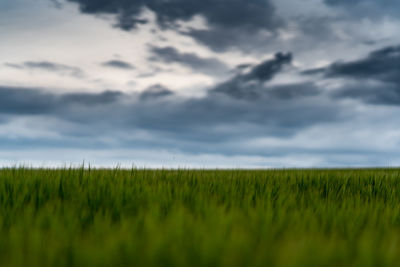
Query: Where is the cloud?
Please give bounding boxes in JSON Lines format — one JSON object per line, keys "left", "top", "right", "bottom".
{"left": 0, "top": 86, "right": 122, "bottom": 115}
{"left": 303, "top": 45, "right": 400, "bottom": 105}
{"left": 0, "top": 87, "right": 55, "bottom": 115}
{"left": 3, "top": 0, "right": 400, "bottom": 167}
{"left": 213, "top": 52, "right": 293, "bottom": 99}
{"left": 0, "top": 78, "right": 343, "bottom": 154}
{"left": 183, "top": 25, "right": 280, "bottom": 52}
{"left": 59, "top": 90, "right": 123, "bottom": 105}
{"left": 139, "top": 84, "right": 174, "bottom": 101}
{"left": 149, "top": 46, "right": 230, "bottom": 76}
{"left": 4, "top": 61, "right": 85, "bottom": 78}
{"left": 319, "top": 45, "right": 400, "bottom": 83}
{"left": 244, "top": 52, "right": 292, "bottom": 82}
{"left": 64, "top": 0, "right": 283, "bottom": 51}
{"left": 66, "top": 0, "right": 280, "bottom": 30}
{"left": 324, "top": 0, "right": 400, "bottom": 18}
{"left": 101, "top": 60, "right": 135, "bottom": 70}
{"left": 331, "top": 82, "right": 400, "bottom": 106}
{"left": 4, "top": 63, "right": 24, "bottom": 69}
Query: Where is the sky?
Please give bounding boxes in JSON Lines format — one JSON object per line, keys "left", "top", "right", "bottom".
{"left": 1, "top": 0, "right": 400, "bottom": 168}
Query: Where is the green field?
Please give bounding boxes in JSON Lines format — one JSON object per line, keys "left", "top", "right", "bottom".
{"left": 1, "top": 168, "right": 400, "bottom": 266}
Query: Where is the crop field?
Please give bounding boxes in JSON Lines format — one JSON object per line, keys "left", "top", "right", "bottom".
{"left": 1, "top": 168, "right": 400, "bottom": 266}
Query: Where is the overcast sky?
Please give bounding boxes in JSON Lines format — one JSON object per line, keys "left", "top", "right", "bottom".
{"left": 1, "top": 0, "right": 400, "bottom": 168}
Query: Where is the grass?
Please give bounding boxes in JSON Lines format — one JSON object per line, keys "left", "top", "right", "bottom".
{"left": 1, "top": 168, "right": 400, "bottom": 266}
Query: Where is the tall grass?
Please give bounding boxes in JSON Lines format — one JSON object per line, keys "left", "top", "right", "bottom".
{"left": 1, "top": 168, "right": 400, "bottom": 266}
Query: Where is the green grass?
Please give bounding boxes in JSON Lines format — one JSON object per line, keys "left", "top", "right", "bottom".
{"left": 2, "top": 168, "right": 400, "bottom": 266}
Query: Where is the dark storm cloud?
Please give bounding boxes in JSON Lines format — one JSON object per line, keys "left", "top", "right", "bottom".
{"left": 213, "top": 52, "right": 293, "bottom": 99}
{"left": 0, "top": 77, "right": 342, "bottom": 153}
{"left": 4, "top": 61, "right": 85, "bottom": 78}
{"left": 303, "top": 45, "right": 400, "bottom": 81}
{"left": 245, "top": 52, "right": 292, "bottom": 82}
{"left": 64, "top": 0, "right": 282, "bottom": 51}
{"left": 0, "top": 86, "right": 122, "bottom": 115}
{"left": 0, "top": 87, "right": 55, "bottom": 115}
{"left": 317, "top": 45, "right": 400, "bottom": 84}
{"left": 324, "top": 0, "right": 400, "bottom": 17}
{"left": 66, "top": 0, "right": 280, "bottom": 30}
{"left": 325, "top": 0, "right": 382, "bottom": 6}
{"left": 102, "top": 60, "right": 135, "bottom": 70}
{"left": 304, "top": 45, "right": 400, "bottom": 105}
{"left": 150, "top": 46, "right": 230, "bottom": 76}
{"left": 213, "top": 81, "right": 319, "bottom": 101}
{"left": 331, "top": 82, "right": 400, "bottom": 106}
{"left": 60, "top": 90, "right": 123, "bottom": 105}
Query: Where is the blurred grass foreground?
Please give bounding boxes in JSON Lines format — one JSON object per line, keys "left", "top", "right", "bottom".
{"left": 1, "top": 168, "right": 400, "bottom": 266}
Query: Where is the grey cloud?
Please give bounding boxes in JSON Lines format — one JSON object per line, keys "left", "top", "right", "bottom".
{"left": 4, "top": 61, "right": 85, "bottom": 78}
{"left": 265, "top": 83, "right": 320, "bottom": 100}
{"left": 0, "top": 80, "right": 342, "bottom": 154}
{"left": 150, "top": 46, "right": 230, "bottom": 76}
{"left": 324, "top": 0, "right": 400, "bottom": 18}
{"left": 213, "top": 52, "right": 293, "bottom": 99}
{"left": 66, "top": 0, "right": 280, "bottom": 30}
{"left": 64, "top": 0, "right": 282, "bottom": 51}
{"left": 139, "top": 84, "right": 174, "bottom": 101}
{"left": 331, "top": 82, "right": 400, "bottom": 106}
{"left": 0, "top": 86, "right": 122, "bottom": 115}
{"left": 4, "top": 63, "right": 24, "bottom": 69}
{"left": 304, "top": 45, "right": 400, "bottom": 105}
{"left": 184, "top": 26, "right": 280, "bottom": 52}
{"left": 60, "top": 91, "right": 123, "bottom": 105}
{"left": 245, "top": 52, "right": 292, "bottom": 82}
{"left": 0, "top": 51, "right": 347, "bottom": 158}
{"left": 102, "top": 60, "right": 135, "bottom": 70}
{"left": 213, "top": 81, "right": 319, "bottom": 101}
{"left": 302, "top": 45, "right": 400, "bottom": 84}
{"left": 323, "top": 45, "right": 400, "bottom": 84}
{"left": 236, "top": 64, "right": 253, "bottom": 71}
{"left": 50, "top": 0, "right": 63, "bottom": 9}
{"left": 0, "top": 87, "right": 55, "bottom": 115}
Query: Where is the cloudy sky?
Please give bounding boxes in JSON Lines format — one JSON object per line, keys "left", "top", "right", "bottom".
{"left": 1, "top": 0, "right": 400, "bottom": 168}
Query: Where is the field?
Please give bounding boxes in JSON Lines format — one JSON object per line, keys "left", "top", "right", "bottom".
{"left": 1, "top": 168, "right": 400, "bottom": 266}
